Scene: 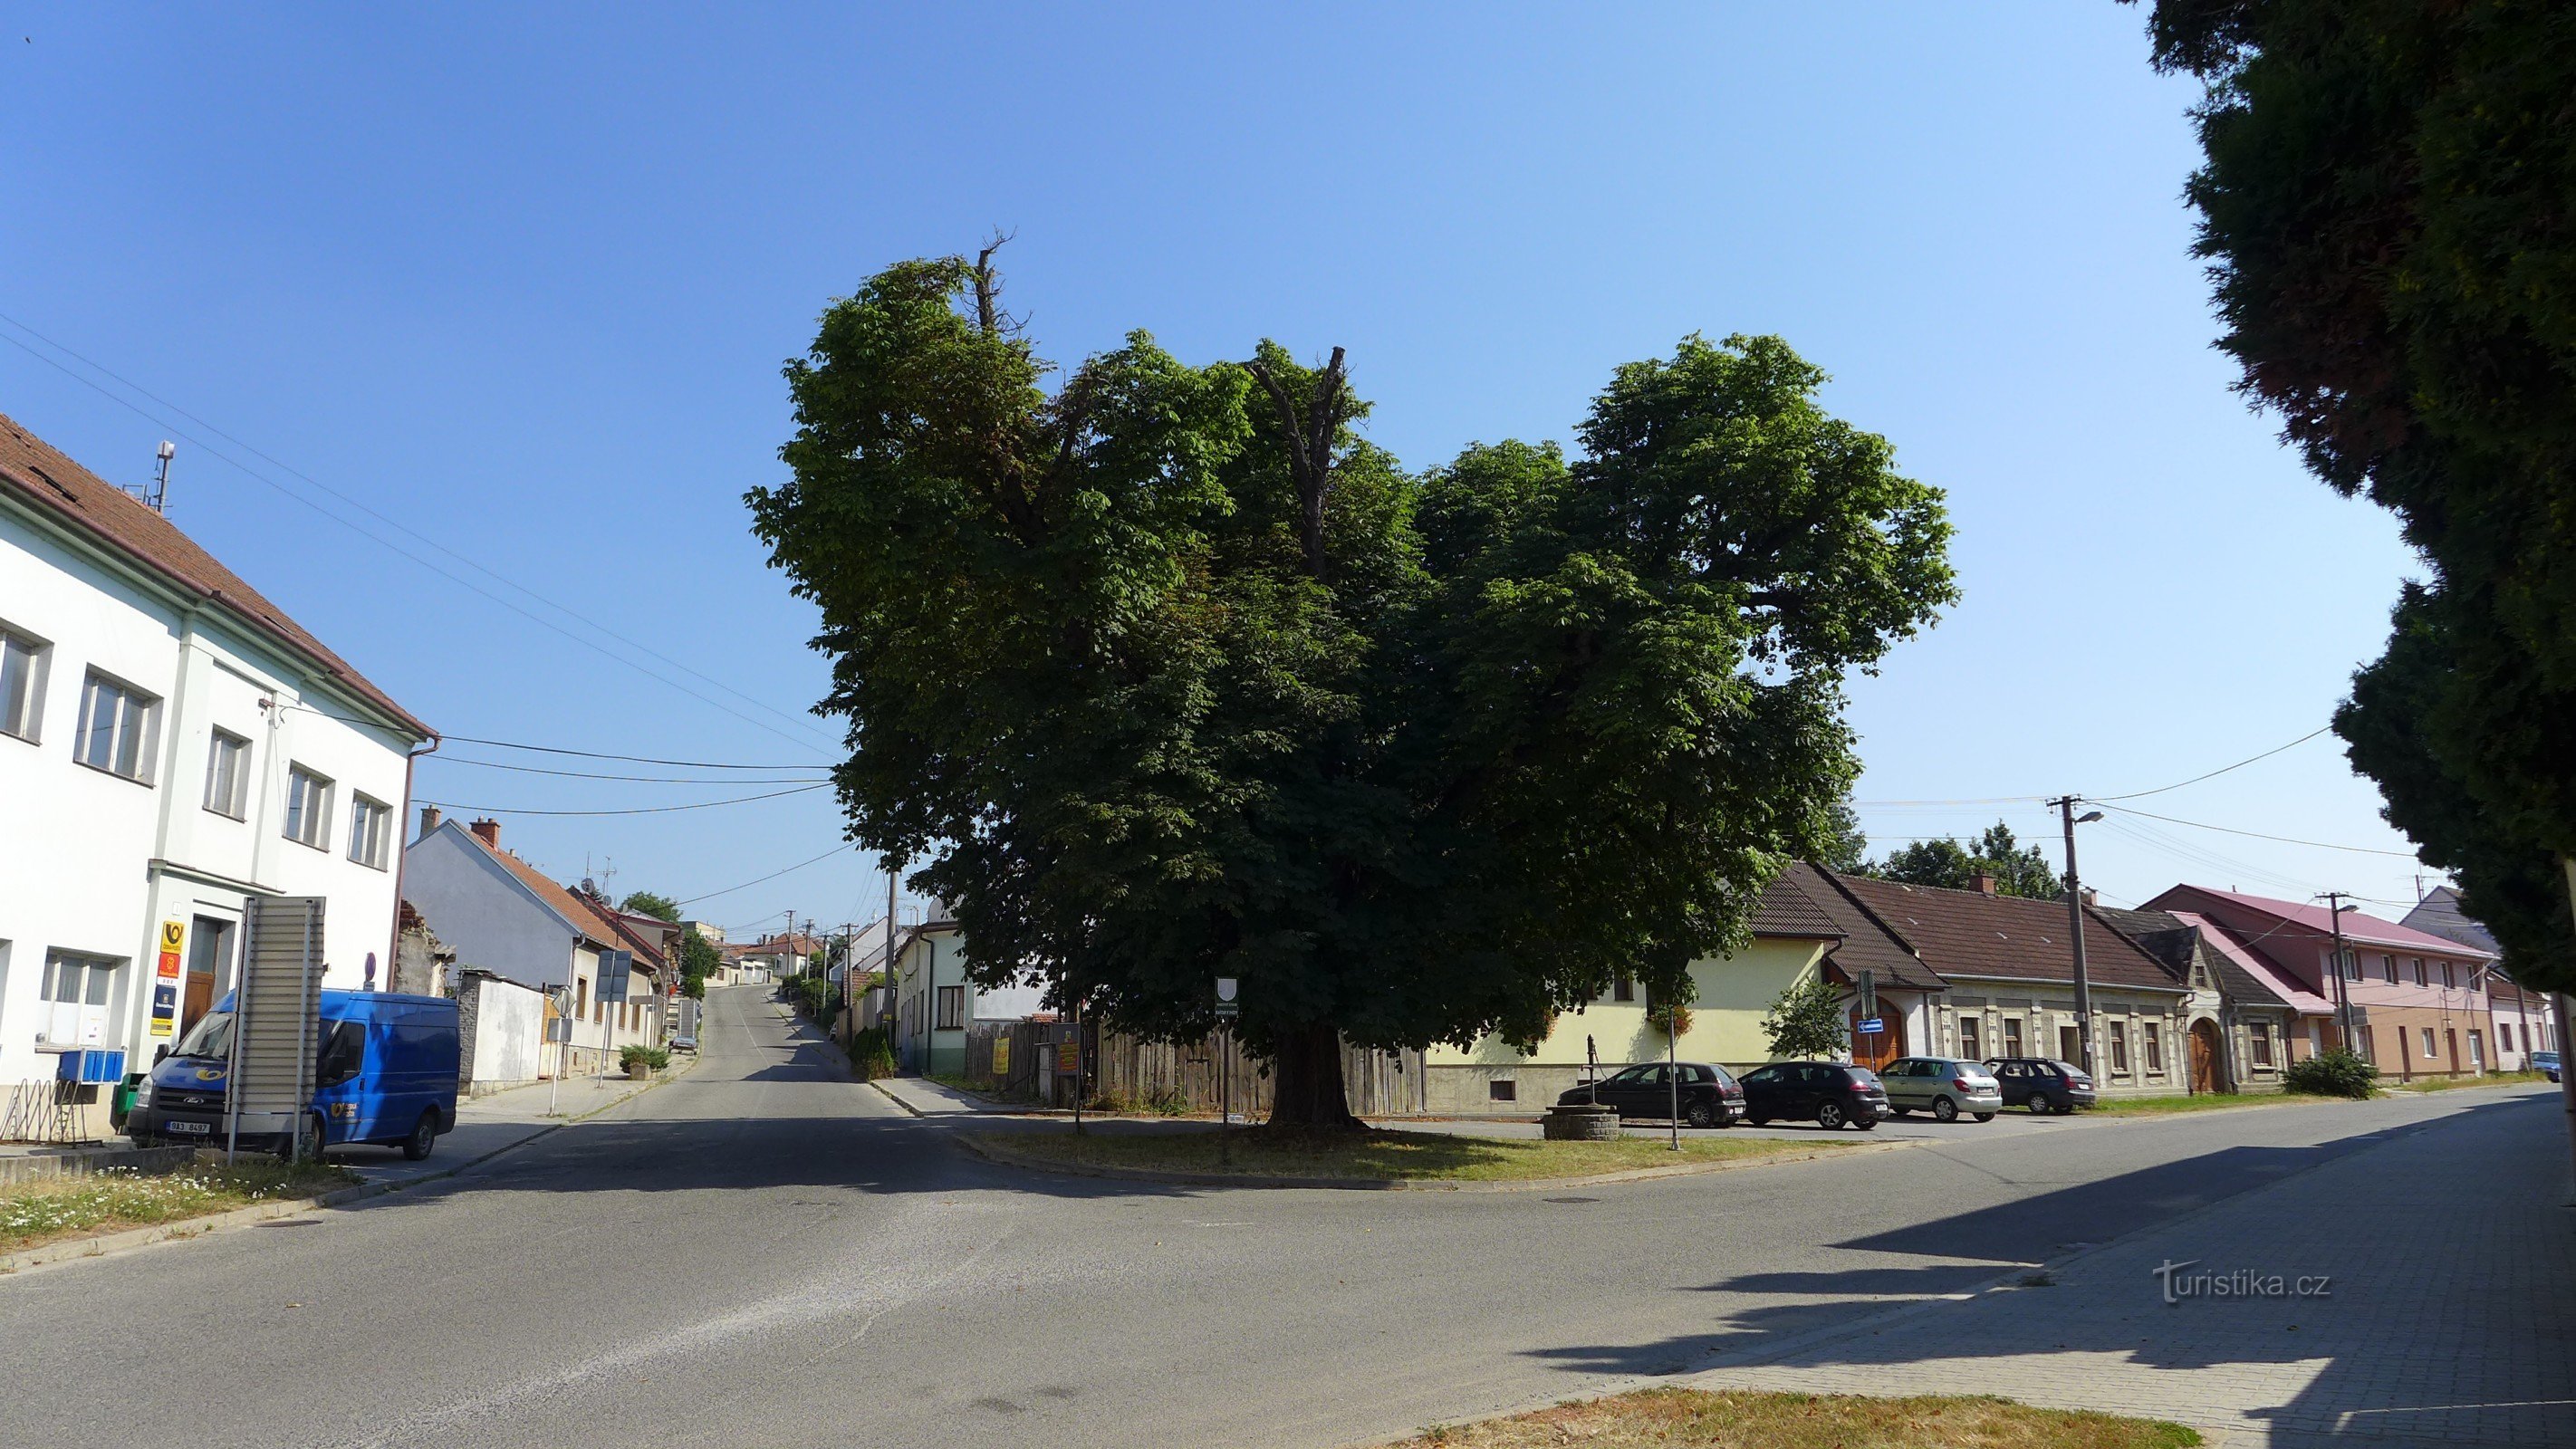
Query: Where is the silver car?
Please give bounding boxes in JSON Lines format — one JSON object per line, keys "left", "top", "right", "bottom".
{"left": 1879, "top": 1056, "right": 2003, "bottom": 1122}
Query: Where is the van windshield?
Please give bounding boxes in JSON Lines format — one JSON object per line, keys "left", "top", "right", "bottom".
{"left": 170, "top": 1010, "right": 235, "bottom": 1062}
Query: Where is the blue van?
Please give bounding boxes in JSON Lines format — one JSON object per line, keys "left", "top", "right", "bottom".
{"left": 127, "top": 990, "right": 461, "bottom": 1161}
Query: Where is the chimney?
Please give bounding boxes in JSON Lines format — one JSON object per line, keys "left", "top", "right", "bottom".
{"left": 469, "top": 817, "right": 500, "bottom": 848}
{"left": 2081, "top": 887, "right": 2099, "bottom": 908}
{"left": 418, "top": 805, "right": 443, "bottom": 840}
{"left": 1970, "top": 871, "right": 1998, "bottom": 896}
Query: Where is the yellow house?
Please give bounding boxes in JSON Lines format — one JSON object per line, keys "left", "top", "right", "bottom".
{"left": 1421, "top": 864, "right": 1915, "bottom": 1115}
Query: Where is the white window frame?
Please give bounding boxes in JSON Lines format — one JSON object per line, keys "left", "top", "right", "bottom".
{"left": 37, "top": 949, "right": 120, "bottom": 1051}
{"left": 74, "top": 669, "right": 160, "bottom": 782}
{"left": 204, "top": 728, "right": 252, "bottom": 819}
{"left": 347, "top": 792, "right": 390, "bottom": 869}
{"left": 0, "top": 621, "right": 50, "bottom": 744}
{"left": 2421, "top": 1027, "right": 2438, "bottom": 1060}
{"left": 284, "top": 763, "right": 333, "bottom": 849}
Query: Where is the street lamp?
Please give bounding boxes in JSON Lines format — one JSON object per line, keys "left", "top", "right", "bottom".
{"left": 2052, "top": 799, "right": 2105, "bottom": 1076}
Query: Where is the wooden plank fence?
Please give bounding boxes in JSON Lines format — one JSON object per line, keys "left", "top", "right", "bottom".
{"left": 961, "top": 1021, "right": 1425, "bottom": 1118}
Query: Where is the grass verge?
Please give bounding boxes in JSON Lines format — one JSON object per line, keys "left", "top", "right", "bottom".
{"left": 2, "top": 1159, "right": 360, "bottom": 1253}
{"left": 2388, "top": 1070, "right": 2550, "bottom": 1093}
{"left": 976, "top": 1126, "right": 1851, "bottom": 1182}
{"left": 1387, "top": 1387, "right": 2201, "bottom": 1448}
{"left": 2084, "top": 1091, "right": 2309, "bottom": 1117}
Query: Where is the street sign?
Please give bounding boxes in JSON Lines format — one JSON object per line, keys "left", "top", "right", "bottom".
{"left": 1056, "top": 1041, "right": 1080, "bottom": 1073}
{"left": 1214, "top": 976, "right": 1239, "bottom": 1018}
{"left": 1858, "top": 1017, "right": 1885, "bottom": 1035}
{"left": 598, "top": 949, "right": 633, "bottom": 1003}
{"left": 1856, "top": 969, "right": 1878, "bottom": 1022}
{"left": 150, "top": 919, "right": 186, "bottom": 1038}
{"left": 545, "top": 1016, "right": 572, "bottom": 1044}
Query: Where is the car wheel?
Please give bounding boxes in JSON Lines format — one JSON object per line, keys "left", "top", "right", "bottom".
{"left": 1973, "top": 1111, "right": 1996, "bottom": 1122}
{"left": 2028, "top": 1097, "right": 2050, "bottom": 1116}
{"left": 1816, "top": 1100, "right": 1847, "bottom": 1131}
{"left": 400, "top": 1108, "right": 440, "bottom": 1162}
{"left": 1932, "top": 1096, "right": 1959, "bottom": 1123}
{"left": 1685, "top": 1099, "right": 1716, "bottom": 1129}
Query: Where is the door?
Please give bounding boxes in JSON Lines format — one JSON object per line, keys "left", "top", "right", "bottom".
{"left": 2187, "top": 1020, "right": 2223, "bottom": 1094}
{"left": 1849, "top": 1005, "right": 1904, "bottom": 1070}
{"left": 181, "top": 916, "right": 234, "bottom": 1041}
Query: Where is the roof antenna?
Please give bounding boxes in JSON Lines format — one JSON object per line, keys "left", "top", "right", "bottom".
{"left": 142, "top": 440, "right": 174, "bottom": 513}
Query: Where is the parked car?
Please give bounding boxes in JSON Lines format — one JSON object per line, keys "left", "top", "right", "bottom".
{"left": 128, "top": 990, "right": 461, "bottom": 1161}
{"left": 2533, "top": 1051, "right": 2561, "bottom": 1083}
{"left": 1879, "top": 1056, "right": 2003, "bottom": 1122}
{"left": 1985, "top": 1057, "right": 2096, "bottom": 1114}
{"left": 1557, "top": 1060, "right": 1746, "bottom": 1127}
{"left": 1738, "top": 1060, "right": 1891, "bottom": 1130}
{"left": 670, "top": 1032, "right": 699, "bottom": 1053}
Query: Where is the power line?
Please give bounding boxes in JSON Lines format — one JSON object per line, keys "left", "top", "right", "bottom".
{"left": 0, "top": 317, "right": 836, "bottom": 750}
{"left": 418, "top": 783, "right": 832, "bottom": 817}
{"left": 2096, "top": 725, "right": 2334, "bottom": 802}
{"left": 678, "top": 842, "right": 861, "bottom": 907}
{"left": 426, "top": 753, "right": 831, "bottom": 785}
{"left": 2095, "top": 802, "right": 2419, "bottom": 858}
{"left": 435, "top": 734, "right": 833, "bottom": 770}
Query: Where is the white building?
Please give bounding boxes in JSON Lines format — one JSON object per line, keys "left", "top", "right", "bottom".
{"left": 1, "top": 412, "right": 433, "bottom": 1139}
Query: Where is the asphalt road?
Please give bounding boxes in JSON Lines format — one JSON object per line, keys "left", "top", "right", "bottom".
{"left": 0, "top": 986, "right": 2526, "bottom": 1449}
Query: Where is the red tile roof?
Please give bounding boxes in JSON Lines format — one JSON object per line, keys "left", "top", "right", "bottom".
{"left": 0, "top": 410, "right": 431, "bottom": 739}
{"left": 1784, "top": 863, "right": 1947, "bottom": 991}
{"left": 2148, "top": 886, "right": 2493, "bottom": 959}
{"left": 1825, "top": 871, "right": 2186, "bottom": 993}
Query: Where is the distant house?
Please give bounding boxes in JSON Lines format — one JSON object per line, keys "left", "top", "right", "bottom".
{"left": 2402, "top": 886, "right": 2562, "bottom": 1070}
{"left": 2093, "top": 905, "right": 2307, "bottom": 1093}
{"left": 887, "top": 913, "right": 1043, "bottom": 1076}
{"left": 2147, "top": 886, "right": 2501, "bottom": 1080}
{"left": 400, "top": 813, "right": 665, "bottom": 1075}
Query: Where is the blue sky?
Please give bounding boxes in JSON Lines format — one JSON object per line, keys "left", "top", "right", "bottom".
{"left": 0, "top": 5, "right": 2437, "bottom": 934}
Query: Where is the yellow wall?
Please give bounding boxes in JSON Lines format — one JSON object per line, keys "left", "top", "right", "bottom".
{"left": 1425, "top": 937, "right": 1831, "bottom": 1069}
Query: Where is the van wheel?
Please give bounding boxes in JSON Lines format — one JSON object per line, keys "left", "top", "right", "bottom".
{"left": 1932, "top": 1096, "right": 1959, "bottom": 1123}
{"left": 288, "top": 1114, "right": 326, "bottom": 1164}
{"left": 401, "top": 1108, "right": 439, "bottom": 1161}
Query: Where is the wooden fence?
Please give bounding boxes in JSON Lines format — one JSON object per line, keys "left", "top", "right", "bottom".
{"left": 961, "top": 1020, "right": 1425, "bottom": 1118}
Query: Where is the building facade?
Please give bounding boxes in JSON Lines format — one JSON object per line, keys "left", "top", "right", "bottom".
{"left": 2, "top": 412, "right": 432, "bottom": 1141}
{"left": 889, "top": 916, "right": 1043, "bottom": 1076}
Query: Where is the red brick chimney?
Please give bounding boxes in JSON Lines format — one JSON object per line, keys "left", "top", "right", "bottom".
{"left": 469, "top": 817, "right": 500, "bottom": 848}
{"left": 418, "top": 805, "right": 443, "bottom": 840}
{"left": 1970, "top": 870, "right": 1998, "bottom": 896}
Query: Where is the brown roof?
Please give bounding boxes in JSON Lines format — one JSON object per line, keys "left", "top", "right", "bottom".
{"left": 1750, "top": 869, "right": 1845, "bottom": 938}
{"left": 2093, "top": 905, "right": 2292, "bottom": 1012}
{"left": 450, "top": 825, "right": 647, "bottom": 962}
{"left": 1783, "top": 862, "right": 1947, "bottom": 992}
{"left": 1823, "top": 871, "right": 2187, "bottom": 993}
{"left": 0, "top": 410, "right": 431, "bottom": 739}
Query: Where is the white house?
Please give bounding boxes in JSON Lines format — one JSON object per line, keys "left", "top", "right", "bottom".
{"left": 399, "top": 815, "right": 665, "bottom": 1076}
{"left": 1, "top": 411, "right": 433, "bottom": 1141}
{"left": 889, "top": 915, "right": 1044, "bottom": 1076}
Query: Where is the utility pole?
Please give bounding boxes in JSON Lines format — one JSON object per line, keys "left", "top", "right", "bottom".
{"left": 2050, "top": 797, "right": 2104, "bottom": 1076}
{"left": 2320, "top": 891, "right": 2357, "bottom": 1051}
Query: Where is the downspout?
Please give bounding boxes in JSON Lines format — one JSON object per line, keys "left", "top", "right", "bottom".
{"left": 387, "top": 732, "right": 440, "bottom": 992}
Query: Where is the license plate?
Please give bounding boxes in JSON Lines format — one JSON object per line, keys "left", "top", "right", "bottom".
{"left": 165, "top": 1119, "right": 211, "bottom": 1135}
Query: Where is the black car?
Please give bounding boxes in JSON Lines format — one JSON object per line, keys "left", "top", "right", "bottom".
{"left": 1985, "top": 1057, "right": 2096, "bottom": 1114}
{"left": 1738, "top": 1061, "right": 1891, "bottom": 1130}
{"left": 1556, "top": 1061, "right": 1746, "bottom": 1128}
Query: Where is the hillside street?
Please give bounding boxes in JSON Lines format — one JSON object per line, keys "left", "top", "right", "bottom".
{"left": 2, "top": 985, "right": 2566, "bottom": 1449}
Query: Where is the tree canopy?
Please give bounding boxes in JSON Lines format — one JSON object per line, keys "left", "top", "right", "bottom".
{"left": 748, "top": 245, "right": 1955, "bottom": 1123}
{"left": 620, "top": 890, "right": 681, "bottom": 924}
{"left": 1860, "top": 821, "right": 2063, "bottom": 901}
{"left": 2139, "top": 0, "right": 2576, "bottom": 991}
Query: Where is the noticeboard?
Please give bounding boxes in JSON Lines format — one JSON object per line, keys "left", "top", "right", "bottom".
{"left": 229, "top": 896, "right": 324, "bottom": 1156}
{"left": 597, "top": 949, "right": 633, "bottom": 1003}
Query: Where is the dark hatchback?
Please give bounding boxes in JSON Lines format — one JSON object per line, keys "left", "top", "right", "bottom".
{"left": 1985, "top": 1057, "right": 2097, "bottom": 1113}
{"left": 1556, "top": 1061, "right": 1746, "bottom": 1127}
{"left": 1738, "top": 1061, "right": 1892, "bottom": 1130}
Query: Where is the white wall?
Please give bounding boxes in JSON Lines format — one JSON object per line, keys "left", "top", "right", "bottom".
{"left": 1, "top": 500, "right": 420, "bottom": 1107}
{"left": 468, "top": 974, "right": 546, "bottom": 1088}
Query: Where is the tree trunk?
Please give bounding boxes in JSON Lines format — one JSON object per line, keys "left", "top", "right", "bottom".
{"left": 1264, "top": 1022, "right": 1360, "bottom": 1130}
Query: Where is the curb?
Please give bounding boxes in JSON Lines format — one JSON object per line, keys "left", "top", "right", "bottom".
{"left": 0, "top": 1054, "right": 698, "bottom": 1279}
{"left": 954, "top": 1129, "right": 1908, "bottom": 1192}
{"left": 870, "top": 1080, "right": 927, "bottom": 1118}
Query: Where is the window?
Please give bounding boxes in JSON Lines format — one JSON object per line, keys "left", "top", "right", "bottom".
{"left": 2412, "top": 958, "right": 2427, "bottom": 987}
{"left": 204, "top": 730, "right": 251, "bottom": 818}
{"left": 316, "top": 1021, "right": 364, "bottom": 1089}
{"left": 1958, "top": 1017, "right": 1982, "bottom": 1060}
{"left": 284, "top": 764, "right": 332, "bottom": 849}
{"left": 39, "top": 950, "right": 118, "bottom": 1049}
{"left": 2356, "top": 1026, "right": 2377, "bottom": 1063}
{"left": 2003, "top": 1018, "right": 2023, "bottom": 1056}
{"left": 2059, "top": 1024, "right": 2081, "bottom": 1062}
{"left": 2145, "top": 1022, "right": 2164, "bottom": 1073}
{"left": 75, "top": 671, "right": 159, "bottom": 782}
{"left": 2381, "top": 955, "right": 2398, "bottom": 984}
{"left": 2422, "top": 1027, "right": 2438, "bottom": 1059}
{"left": 2500, "top": 1022, "right": 2515, "bottom": 1052}
{"left": 936, "top": 984, "right": 965, "bottom": 1030}
{"left": 2251, "top": 1024, "right": 2275, "bottom": 1067}
{"left": 2340, "top": 950, "right": 2361, "bottom": 981}
{"left": 2468, "top": 1029, "right": 2485, "bottom": 1067}
{"left": 2109, "top": 1024, "right": 2129, "bottom": 1074}
{"left": 0, "top": 623, "right": 49, "bottom": 743}
{"left": 1487, "top": 1079, "right": 1517, "bottom": 1102}
{"left": 347, "top": 794, "right": 389, "bottom": 868}
{"left": 2441, "top": 961, "right": 2456, "bottom": 989}
{"left": 1611, "top": 975, "right": 1636, "bottom": 1003}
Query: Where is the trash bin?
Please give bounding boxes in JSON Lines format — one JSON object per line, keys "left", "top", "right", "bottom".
{"left": 111, "top": 1070, "right": 145, "bottom": 1131}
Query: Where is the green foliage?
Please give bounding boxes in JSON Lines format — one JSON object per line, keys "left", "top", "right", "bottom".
{"left": 2139, "top": 0, "right": 2576, "bottom": 991}
{"left": 678, "top": 926, "right": 723, "bottom": 1001}
{"left": 619, "top": 1044, "right": 671, "bottom": 1071}
{"left": 1862, "top": 820, "right": 2063, "bottom": 901}
{"left": 849, "top": 1026, "right": 898, "bottom": 1080}
{"left": 620, "top": 891, "right": 681, "bottom": 923}
{"left": 2282, "top": 1049, "right": 2378, "bottom": 1100}
{"left": 748, "top": 246, "right": 1954, "bottom": 1124}
{"left": 787, "top": 975, "right": 840, "bottom": 1022}
{"left": 1761, "top": 974, "right": 1849, "bottom": 1061}
{"left": 1812, "top": 796, "right": 1870, "bottom": 875}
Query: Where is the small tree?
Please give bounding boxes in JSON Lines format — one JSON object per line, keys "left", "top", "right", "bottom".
{"left": 1762, "top": 975, "right": 1848, "bottom": 1060}
{"left": 620, "top": 891, "right": 681, "bottom": 923}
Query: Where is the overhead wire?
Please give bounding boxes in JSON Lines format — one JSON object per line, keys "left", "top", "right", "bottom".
{"left": 417, "top": 783, "right": 832, "bottom": 817}
{"left": 677, "top": 842, "right": 862, "bottom": 907}
{"left": 2096, "top": 802, "right": 2420, "bottom": 859}
{"left": 0, "top": 317, "right": 836, "bottom": 751}
{"left": 425, "top": 755, "right": 831, "bottom": 784}
{"left": 2095, "top": 724, "right": 2335, "bottom": 802}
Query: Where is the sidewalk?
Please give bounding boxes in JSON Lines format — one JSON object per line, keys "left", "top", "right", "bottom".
{"left": 870, "top": 1073, "right": 1016, "bottom": 1117}
{"left": 332, "top": 1060, "right": 687, "bottom": 1188}
{"left": 1685, "top": 1084, "right": 2576, "bottom": 1446}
